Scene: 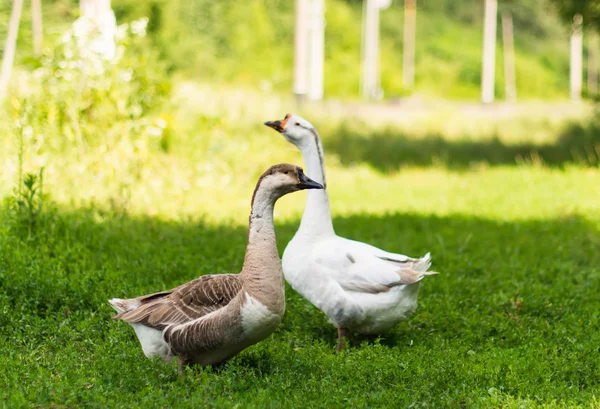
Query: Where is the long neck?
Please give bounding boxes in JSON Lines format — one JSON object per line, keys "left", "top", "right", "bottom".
{"left": 240, "top": 187, "right": 284, "bottom": 312}
{"left": 297, "top": 130, "right": 335, "bottom": 236}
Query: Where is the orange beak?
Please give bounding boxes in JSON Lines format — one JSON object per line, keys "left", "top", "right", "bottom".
{"left": 264, "top": 113, "right": 292, "bottom": 133}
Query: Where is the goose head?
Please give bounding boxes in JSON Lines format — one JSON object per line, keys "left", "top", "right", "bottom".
{"left": 254, "top": 163, "right": 323, "bottom": 202}
{"left": 264, "top": 114, "right": 316, "bottom": 148}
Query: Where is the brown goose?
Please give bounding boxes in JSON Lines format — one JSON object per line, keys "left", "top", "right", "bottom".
{"left": 109, "top": 164, "right": 323, "bottom": 370}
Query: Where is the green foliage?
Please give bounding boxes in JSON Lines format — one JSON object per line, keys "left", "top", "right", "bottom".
{"left": 2, "top": 101, "right": 50, "bottom": 239}
{"left": 13, "top": 0, "right": 574, "bottom": 99}
{"left": 4, "top": 168, "right": 47, "bottom": 239}
{"left": 17, "top": 16, "right": 171, "bottom": 149}
{"left": 150, "top": 0, "right": 572, "bottom": 99}
{"left": 547, "top": 0, "right": 600, "bottom": 31}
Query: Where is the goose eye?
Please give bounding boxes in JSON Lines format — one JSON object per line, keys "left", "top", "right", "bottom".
{"left": 294, "top": 122, "right": 300, "bottom": 126}
{"left": 284, "top": 171, "right": 289, "bottom": 174}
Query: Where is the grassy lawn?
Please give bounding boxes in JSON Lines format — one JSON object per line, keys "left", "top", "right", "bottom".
{"left": 1, "top": 89, "right": 599, "bottom": 408}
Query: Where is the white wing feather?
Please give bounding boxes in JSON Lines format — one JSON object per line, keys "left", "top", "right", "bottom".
{"left": 282, "top": 234, "right": 437, "bottom": 332}
{"left": 312, "top": 236, "right": 435, "bottom": 293}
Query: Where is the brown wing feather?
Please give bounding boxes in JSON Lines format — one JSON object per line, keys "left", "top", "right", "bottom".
{"left": 114, "top": 274, "right": 243, "bottom": 331}
{"left": 164, "top": 309, "right": 237, "bottom": 358}
{"left": 339, "top": 281, "right": 392, "bottom": 294}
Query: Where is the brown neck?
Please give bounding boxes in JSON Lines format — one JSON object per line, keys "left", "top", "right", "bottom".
{"left": 240, "top": 183, "right": 285, "bottom": 313}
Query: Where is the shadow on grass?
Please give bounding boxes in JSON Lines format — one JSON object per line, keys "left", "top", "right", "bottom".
{"left": 1, "top": 205, "right": 599, "bottom": 355}
{"left": 320, "top": 118, "right": 600, "bottom": 171}
{"left": 281, "top": 212, "right": 600, "bottom": 351}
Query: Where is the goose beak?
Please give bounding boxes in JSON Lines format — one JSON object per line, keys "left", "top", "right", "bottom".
{"left": 264, "top": 120, "right": 284, "bottom": 132}
{"left": 264, "top": 114, "right": 291, "bottom": 133}
{"left": 297, "top": 171, "right": 323, "bottom": 190}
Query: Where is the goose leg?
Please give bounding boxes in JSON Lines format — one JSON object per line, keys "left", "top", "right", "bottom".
{"left": 336, "top": 328, "right": 348, "bottom": 352}
{"left": 177, "top": 357, "right": 186, "bottom": 374}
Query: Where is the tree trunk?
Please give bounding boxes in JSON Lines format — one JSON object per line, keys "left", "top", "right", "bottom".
{"left": 32, "top": 0, "right": 43, "bottom": 57}
{"left": 570, "top": 14, "right": 583, "bottom": 102}
{"left": 307, "top": 0, "right": 324, "bottom": 101}
{"left": 587, "top": 32, "right": 597, "bottom": 96}
{"left": 402, "top": 0, "right": 416, "bottom": 90}
{"left": 0, "top": 0, "right": 25, "bottom": 99}
{"left": 502, "top": 11, "right": 516, "bottom": 101}
{"left": 293, "top": 0, "right": 310, "bottom": 104}
{"left": 361, "top": 0, "right": 379, "bottom": 99}
{"left": 481, "top": 0, "right": 497, "bottom": 104}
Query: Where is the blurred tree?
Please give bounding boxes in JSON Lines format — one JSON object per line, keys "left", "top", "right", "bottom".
{"left": 32, "top": 0, "right": 42, "bottom": 56}
{"left": 0, "top": 0, "right": 575, "bottom": 99}
{"left": 0, "top": 0, "right": 24, "bottom": 98}
{"left": 500, "top": 0, "right": 557, "bottom": 37}
{"left": 548, "top": 0, "right": 600, "bottom": 30}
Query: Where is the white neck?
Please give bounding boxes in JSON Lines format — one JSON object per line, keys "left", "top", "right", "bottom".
{"left": 296, "top": 131, "right": 335, "bottom": 236}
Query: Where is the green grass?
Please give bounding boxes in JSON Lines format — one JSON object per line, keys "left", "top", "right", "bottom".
{"left": 1, "top": 87, "right": 600, "bottom": 407}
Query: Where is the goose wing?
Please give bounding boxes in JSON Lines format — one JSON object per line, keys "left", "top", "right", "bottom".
{"left": 315, "top": 237, "right": 435, "bottom": 295}
{"left": 112, "top": 274, "right": 243, "bottom": 331}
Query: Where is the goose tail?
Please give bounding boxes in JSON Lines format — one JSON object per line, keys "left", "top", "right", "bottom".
{"left": 398, "top": 268, "right": 438, "bottom": 285}
{"left": 414, "top": 252, "right": 432, "bottom": 272}
{"left": 108, "top": 298, "right": 140, "bottom": 316}
{"left": 397, "top": 253, "right": 438, "bottom": 285}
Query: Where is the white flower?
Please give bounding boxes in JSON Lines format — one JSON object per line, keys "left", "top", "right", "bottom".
{"left": 155, "top": 117, "right": 167, "bottom": 129}
{"left": 148, "top": 126, "right": 163, "bottom": 137}
{"left": 131, "top": 18, "right": 148, "bottom": 37}
{"left": 35, "top": 154, "right": 48, "bottom": 168}
{"left": 33, "top": 68, "right": 45, "bottom": 79}
{"left": 60, "top": 32, "right": 73, "bottom": 44}
{"left": 73, "top": 17, "right": 93, "bottom": 39}
{"left": 119, "top": 68, "right": 133, "bottom": 83}
{"left": 114, "top": 45, "right": 126, "bottom": 62}
{"left": 23, "top": 126, "right": 33, "bottom": 138}
{"left": 64, "top": 48, "right": 75, "bottom": 60}
{"left": 131, "top": 105, "right": 143, "bottom": 117}
{"left": 115, "top": 24, "right": 128, "bottom": 41}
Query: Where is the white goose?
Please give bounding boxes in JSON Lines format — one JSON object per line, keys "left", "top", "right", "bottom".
{"left": 265, "top": 114, "right": 437, "bottom": 351}
{"left": 109, "top": 164, "right": 323, "bottom": 370}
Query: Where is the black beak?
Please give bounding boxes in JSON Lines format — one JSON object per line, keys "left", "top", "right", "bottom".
{"left": 297, "top": 170, "right": 323, "bottom": 190}
{"left": 264, "top": 120, "right": 284, "bottom": 133}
